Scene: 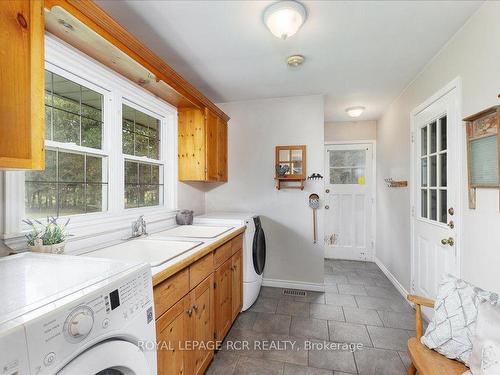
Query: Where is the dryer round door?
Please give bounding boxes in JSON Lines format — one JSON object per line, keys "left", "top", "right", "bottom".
{"left": 58, "top": 340, "right": 151, "bottom": 375}
{"left": 252, "top": 220, "right": 266, "bottom": 275}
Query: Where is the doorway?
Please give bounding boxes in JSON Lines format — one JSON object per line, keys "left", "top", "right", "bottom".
{"left": 411, "top": 79, "right": 462, "bottom": 302}
{"left": 324, "top": 142, "right": 375, "bottom": 261}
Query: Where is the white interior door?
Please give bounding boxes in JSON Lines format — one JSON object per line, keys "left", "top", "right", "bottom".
{"left": 412, "top": 86, "right": 460, "bottom": 302}
{"left": 324, "top": 143, "right": 374, "bottom": 261}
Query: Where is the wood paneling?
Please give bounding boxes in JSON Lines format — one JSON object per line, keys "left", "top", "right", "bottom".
{"left": 154, "top": 268, "right": 189, "bottom": 318}
{"left": 231, "top": 249, "right": 243, "bottom": 320}
{"left": 189, "top": 252, "right": 213, "bottom": 289}
{"left": 231, "top": 234, "right": 243, "bottom": 256}
{"left": 214, "top": 258, "right": 232, "bottom": 341}
{"left": 0, "top": 0, "right": 45, "bottom": 170}
{"left": 178, "top": 108, "right": 206, "bottom": 181}
{"left": 188, "top": 275, "right": 214, "bottom": 375}
{"left": 43, "top": 0, "right": 229, "bottom": 121}
{"left": 205, "top": 108, "right": 219, "bottom": 181}
{"left": 217, "top": 117, "right": 228, "bottom": 181}
{"left": 156, "top": 295, "right": 191, "bottom": 375}
{"left": 213, "top": 241, "right": 232, "bottom": 269}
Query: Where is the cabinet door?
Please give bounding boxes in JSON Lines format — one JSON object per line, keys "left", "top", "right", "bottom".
{"left": 178, "top": 108, "right": 206, "bottom": 181}
{"left": 156, "top": 295, "right": 191, "bottom": 375}
{"left": 214, "top": 258, "right": 232, "bottom": 340}
{"left": 217, "top": 118, "right": 228, "bottom": 182}
{"left": 188, "top": 274, "right": 214, "bottom": 375}
{"left": 205, "top": 108, "right": 219, "bottom": 181}
{"left": 0, "top": 0, "right": 45, "bottom": 170}
{"left": 231, "top": 250, "right": 243, "bottom": 320}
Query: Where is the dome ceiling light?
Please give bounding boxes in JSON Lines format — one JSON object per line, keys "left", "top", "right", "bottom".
{"left": 346, "top": 106, "right": 366, "bottom": 118}
{"left": 264, "top": 1, "right": 307, "bottom": 40}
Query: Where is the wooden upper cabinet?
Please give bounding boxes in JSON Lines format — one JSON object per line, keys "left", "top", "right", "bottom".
{"left": 0, "top": 0, "right": 45, "bottom": 170}
{"left": 178, "top": 108, "right": 228, "bottom": 182}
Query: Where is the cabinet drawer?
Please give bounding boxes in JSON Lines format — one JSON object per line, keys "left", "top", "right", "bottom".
{"left": 154, "top": 268, "right": 189, "bottom": 318}
{"left": 189, "top": 252, "right": 213, "bottom": 289}
{"left": 214, "top": 242, "right": 232, "bottom": 269}
{"left": 231, "top": 234, "right": 243, "bottom": 255}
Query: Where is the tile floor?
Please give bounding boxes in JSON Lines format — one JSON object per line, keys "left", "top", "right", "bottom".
{"left": 206, "top": 259, "right": 415, "bottom": 375}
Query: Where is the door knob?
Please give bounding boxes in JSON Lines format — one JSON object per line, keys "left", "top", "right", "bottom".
{"left": 448, "top": 207, "right": 454, "bottom": 216}
{"left": 447, "top": 220, "right": 454, "bottom": 229}
{"left": 441, "top": 237, "right": 454, "bottom": 246}
{"left": 325, "top": 189, "right": 330, "bottom": 193}
{"left": 325, "top": 205, "right": 330, "bottom": 210}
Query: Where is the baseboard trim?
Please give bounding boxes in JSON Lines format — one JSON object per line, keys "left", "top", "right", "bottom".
{"left": 373, "top": 257, "right": 412, "bottom": 306}
{"left": 262, "top": 278, "right": 325, "bottom": 292}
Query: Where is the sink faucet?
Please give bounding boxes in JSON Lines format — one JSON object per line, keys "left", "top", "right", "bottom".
{"left": 131, "top": 215, "right": 147, "bottom": 238}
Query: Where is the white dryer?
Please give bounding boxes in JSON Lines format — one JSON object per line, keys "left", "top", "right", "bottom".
{"left": 0, "top": 253, "right": 156, "bottom": 375}
{"left": 195, "top": 212, "right": 266, "bottom": 310}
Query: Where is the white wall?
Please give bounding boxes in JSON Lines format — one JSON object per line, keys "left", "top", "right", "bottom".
{"left": 205, "top": 95, "right": 325, "bottom": 286}
{"left": 178, "top": 182, "right": 207, "bottom": 215}
{"left": 325, "top": 120, "right": 377, "bottom": 142}
{"left": 377, "top": 2, "right": 500, "bottom": 293}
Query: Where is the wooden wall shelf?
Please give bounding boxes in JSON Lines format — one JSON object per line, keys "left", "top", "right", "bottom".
{"left": 275, "top": 145, "right": 306, "bottom": 190}
{"left": 275, "top": 178, "right": 305, "bottom": 190}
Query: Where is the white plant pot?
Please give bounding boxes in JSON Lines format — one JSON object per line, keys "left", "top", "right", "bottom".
{"left": 28, "top": 241, "right": 66, "bottom": 254}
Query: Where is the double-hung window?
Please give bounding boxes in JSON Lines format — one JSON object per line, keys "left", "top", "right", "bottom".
{"left": 6, "top": 35, "right": 176, "bottom": 239}
{"left": 25, "top": 69, "right": 109, "bottom": 217}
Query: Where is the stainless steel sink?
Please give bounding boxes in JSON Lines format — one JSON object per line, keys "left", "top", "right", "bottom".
{"left": 86, "top": 239, "right": 203, "bottom": 267}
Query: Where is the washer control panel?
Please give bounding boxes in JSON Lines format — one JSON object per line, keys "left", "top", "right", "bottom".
{"left": 24, "top": 266, "right": 152, "bottom": 375}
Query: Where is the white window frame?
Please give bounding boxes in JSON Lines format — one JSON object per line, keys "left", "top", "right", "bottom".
{"left": 3, "top": 34, "right": 178, "bottom": 242}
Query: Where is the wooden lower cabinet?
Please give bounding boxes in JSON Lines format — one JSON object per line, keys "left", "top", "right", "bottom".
{"left": 155, "top": 233, "right": 244, "bottom": 375}
{"left": 231, "top": 249, "right": 243, "bottom": 321}
{"left": 156, "top": 295, "right": 191, "bottom": 375}
{"left": 214, "top": 257, "right": 232, "bottom": 341}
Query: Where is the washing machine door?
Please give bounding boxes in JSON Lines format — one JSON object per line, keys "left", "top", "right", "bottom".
{"left": 58, "top": 340, "right": 151, "bottom": 375}
{"left": 252, "top": 216, "right": 266, "bottom": 275}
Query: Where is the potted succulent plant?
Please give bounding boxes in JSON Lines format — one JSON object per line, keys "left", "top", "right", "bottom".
{"left": 23, "top": 217, "right": 71, "bottom": 254}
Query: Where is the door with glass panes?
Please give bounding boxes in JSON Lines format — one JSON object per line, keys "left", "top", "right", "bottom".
{"left": 412, "top": 88, "right": 459, "bottom": 302}
{"left": 324, "top": 143, "right": 374, "bottom": 261}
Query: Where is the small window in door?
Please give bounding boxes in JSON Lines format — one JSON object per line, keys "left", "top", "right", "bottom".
{"left": 328, "top": 150, "right": 366, "bottom": 184}
{"left": 419, "top": 115, "right": 448, "bottom": 223}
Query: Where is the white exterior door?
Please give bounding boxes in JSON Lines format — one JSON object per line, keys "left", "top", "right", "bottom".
{"left": 324, "top": 143, "right": 374, "bottom": 261}
{"left": 412, "top": 85, "right": 460, "bottom": 302}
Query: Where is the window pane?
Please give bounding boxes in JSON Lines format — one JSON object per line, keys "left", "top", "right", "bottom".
{"left": 81, "top": 118, "right": 102, "bottom": 149}
{"left": 25, "top": 150, "right": 107, "bottom": 217}
{"left": 58, "top": 152, "right": 85, "bottom": 182}
{"left": 45, "top": 70, "right": 103, "bottom": 149}
{"left": 330, "top": 150, "right": 365, "bottom": 167}
{"left": 122, "top": 104, "right": 160, "bottom": 159}
{"left": 421, "top": 126, "right": 427, "bottom": 156}
{"left": 59, "top": 183, "right": 86, "bottom": 216}
{"left": 440, "top": 153, "right": 447, "bottom": 187}
{"left": 53, "top": 108, "right": 80, "bottom": 144}
{"left": 430, "top": 155, "right": 437, "bottom": 187}
{"left": 25, "top": 182, "right": 57, "bottom": 218}
{"left": 86, "top": 155, "right": 103, "bottom": 183}
{"left": 430, "top": 121, "right": 437, "bottom": 154}
{"left": 421, "top": 189, "right": 428, "bottom": 218}
{"left": 124, "top": 160, "right": 162, "bottom": 208}
{"left": 421, "top": 157, "right": 428, "bottom": 187}
{"left": 439, "top": 190, "right": 447, "bottom": 223}
{"left": 439, "top": 116, "right": 447, "bottom": 151}
{"left": 330, "top": 168, "right": 351, "bottom": 184}
{"left": 430, "top": 189, "right": 437, "bottom": 221}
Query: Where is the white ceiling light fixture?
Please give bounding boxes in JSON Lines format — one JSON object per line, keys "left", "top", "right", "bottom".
{"left": 264, "top": 1, "right": 307, "bottom": 40}
{"left": 345, "top": 106, "right": 365, "bottom": 118}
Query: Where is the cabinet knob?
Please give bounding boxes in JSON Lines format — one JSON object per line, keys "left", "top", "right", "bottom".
{"left": 192, "top": 304, "right": 198, "bottom": 312}
{"left": 186, "top": 308, "right": 193, "bottom": 317}
{"left": 17, "top": 13, "right": 28, "bottom": 29}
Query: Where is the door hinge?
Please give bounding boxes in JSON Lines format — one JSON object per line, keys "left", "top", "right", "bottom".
{"left": 411, "top": 132, "right": 415, "bottom": 143}
{"left": 411, "top": 206, "right": 415, "bottom": 217}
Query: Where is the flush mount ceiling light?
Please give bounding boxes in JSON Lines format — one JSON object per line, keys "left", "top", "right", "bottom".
{"left": 345, "top": 106, "right": 365, "bottom": 118}
{"left": 264, "top": 1, "right": 307, "bottom": 40}
{"left": 287, "top": 54, "right": 305, "bottom": 67}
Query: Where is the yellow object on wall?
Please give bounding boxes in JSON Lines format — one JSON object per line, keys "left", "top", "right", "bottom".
{"left": 358, "top": 176, "right": 365, "bottom": 185}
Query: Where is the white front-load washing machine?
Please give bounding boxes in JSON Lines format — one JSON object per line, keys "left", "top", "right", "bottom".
{"left": 0, "top": 253, "right": 156, "bottom": 375}
{"left": 195, "top": 212, "right": 266, "bottom": 310}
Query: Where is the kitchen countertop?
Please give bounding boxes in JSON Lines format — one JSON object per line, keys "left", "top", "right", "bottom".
{"left": 150, "top": 224, "right": 245, "bottom": 286}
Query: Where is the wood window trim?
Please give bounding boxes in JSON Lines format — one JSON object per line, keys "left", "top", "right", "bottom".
{"left": 43, "top": 0, "right": 230, "bottom": 122}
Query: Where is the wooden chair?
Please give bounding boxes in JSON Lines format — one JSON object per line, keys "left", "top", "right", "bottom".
{"left": 406, "top": 294, "right": 468, "bottom": 375}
